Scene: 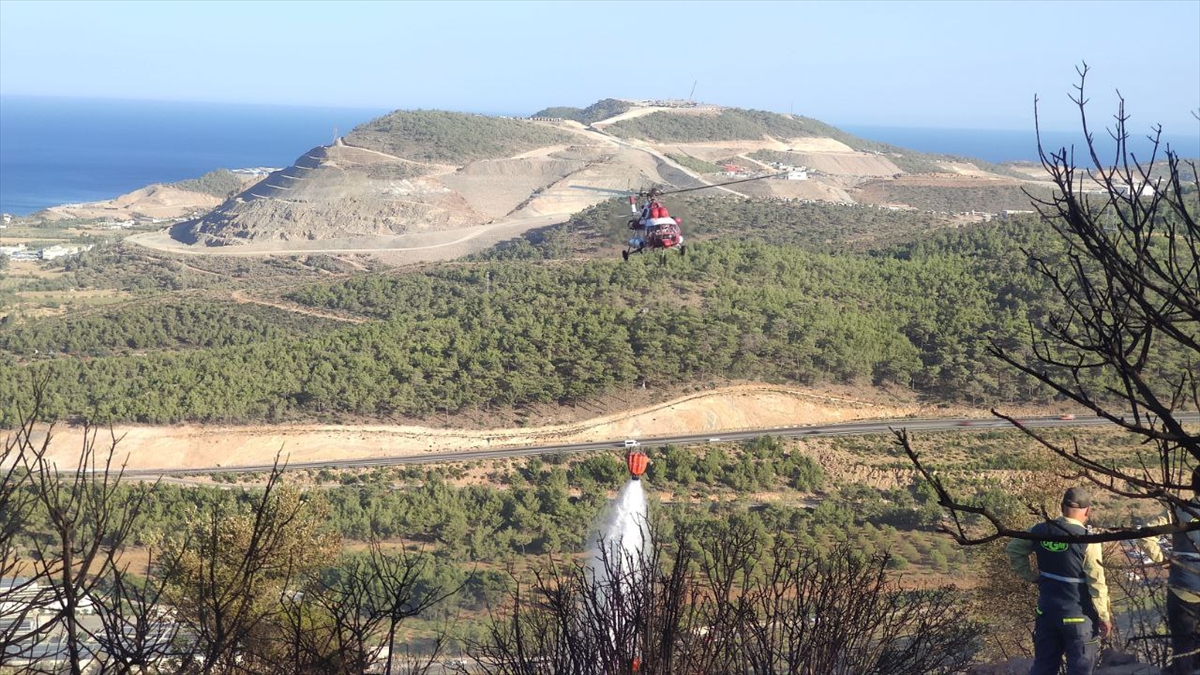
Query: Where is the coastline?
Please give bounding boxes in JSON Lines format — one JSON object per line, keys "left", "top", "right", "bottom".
{"left": 0, "top": 96, "right": 389, "bottom": 216}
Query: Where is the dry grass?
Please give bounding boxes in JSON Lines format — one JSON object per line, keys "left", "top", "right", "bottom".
{"left": 3, "top": 288, "right": 132, "bottom": 321}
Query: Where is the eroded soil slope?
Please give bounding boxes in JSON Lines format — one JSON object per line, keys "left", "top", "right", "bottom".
{"left": 30, "top": 385, "right": 920, "bottom": 472}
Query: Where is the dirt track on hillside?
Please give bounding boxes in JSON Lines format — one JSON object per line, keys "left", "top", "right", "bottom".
{"left": 27, "top": 385, "right": 924, "bottom": 472}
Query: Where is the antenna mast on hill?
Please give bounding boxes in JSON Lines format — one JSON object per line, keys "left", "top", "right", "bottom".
{"left": 689, "top": 80, "right": 697, "bottom": 102}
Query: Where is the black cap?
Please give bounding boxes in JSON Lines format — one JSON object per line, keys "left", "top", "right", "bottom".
{"left": 1063, "top": 487, "right": 1092, "bottom": 509}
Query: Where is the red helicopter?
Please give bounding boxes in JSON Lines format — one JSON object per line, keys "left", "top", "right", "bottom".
{"left": 619, "top": 173, "right": 786, "bottom": 263}
{"left": 623, "top": 187, "right": 685, "bottom": 261}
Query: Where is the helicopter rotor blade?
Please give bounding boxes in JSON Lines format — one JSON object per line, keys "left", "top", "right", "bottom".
{"left": 583, "top": 170, "right": 790, "bottom": 213}
{"left": 648, "top": 172, "right": 788, "bottom": 197}
{"left": 567, "top": 185, "right": 638, "bottom": 197}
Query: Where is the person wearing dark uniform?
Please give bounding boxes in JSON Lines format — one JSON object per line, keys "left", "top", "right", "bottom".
{"left": 1139, "top": 468, "right": 1200, "bottom": 674}
{"left": 1007, "top": 487, "right": 1112, "bottom": 675}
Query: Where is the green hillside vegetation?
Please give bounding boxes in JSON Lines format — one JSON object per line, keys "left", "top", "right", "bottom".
{"left": 877, "top": 152, "right": 945, "bottom": 174}
{"left": 749, "top": 149, "right": 820, "bottom": 166}
{"left": 866, "top": 183, "right": 1058, "bottom": 213}
{"left": 7, "top": 426, "right": 1152, "bottom": 653}
{"left": 674, "top": 193, "right": 948, "bottom": 245}
{"left": 0, "top": 218, "right": 1109, "bottom": 425}
{"left": 533, "top": 98, "right": 632, "bottom": 124}
{"left": 482, "top": 193, "right": 957, "bottom": 259}
{"left": 2, "top": 245, "right": 365, "bottom": 301}
{"left": 48, "top": 247, "right": 217, "bottom": 292}
{"left": 605, "top": 108, "right": 838, "bottom": 143}
{"left": 169, "top": 168, "right": 246, "bottom": 198}
{"left": 82, "top": 436, "right": 836, "bottom": 565}
{"left": 343, "top": 110, "right": 576, "bottom": 164}
{"left": 532, "top": 106, "right": 582, "bottom": 119}
{"left": 0, "top": 299, "right": 335, "bottom": 359}
{"left": 666, "top": 153, "right": 722, "bottom": 174}
{"left": 11, "top": 431, "right": 1006, "bottom": 593}
{"left": 7, "top": 194, "right": 1189, "bottom": 427}
{"left": 0, "top": 433, "right": 953, "bottom": 656}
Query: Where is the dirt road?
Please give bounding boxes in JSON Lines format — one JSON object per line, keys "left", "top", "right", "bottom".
{"left": 26, "top": 385, "right": 920, "bottom": 472}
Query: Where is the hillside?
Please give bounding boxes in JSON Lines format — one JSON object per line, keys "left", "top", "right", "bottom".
{"left": 5, "top": 103, "right": 1189, "bottom": 674}
{"left": 343, "top": 109, "right": 576, "bottom": 163}
{"left": 602, "top": 107, "right": 841, "bottom": 142}
{"left": 161, "top": 101, "right": 1052, "bottom": 249}
{"left": 12, "top": 215, "right": 1152, "bottom": 427}
{"left": 532, "top": 98, "right": 632, "bottom": 124}
{"left": 36, "top": 169, "right": 264, "bottom": 222}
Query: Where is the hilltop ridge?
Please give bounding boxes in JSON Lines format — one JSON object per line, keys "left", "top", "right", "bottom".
{"left": 143, "top": 100, "right": 1052, "bottom": 249}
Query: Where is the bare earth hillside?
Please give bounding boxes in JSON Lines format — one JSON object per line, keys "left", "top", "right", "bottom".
{"left": 39, "top": 182, "right": 249, "bottom": 222}
{"left": 183, "top": 141, "right": 484, "bottom": 244}
{"left": 111, "top": 101, "right": 1048, "bottom": 254}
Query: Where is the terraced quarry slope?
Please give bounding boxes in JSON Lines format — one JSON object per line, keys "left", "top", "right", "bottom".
{"left": 174, "top": 111, "right": 690, "bottom": 246}
{"left": 161, "top": 103, "right": 1046, "bottom": 250}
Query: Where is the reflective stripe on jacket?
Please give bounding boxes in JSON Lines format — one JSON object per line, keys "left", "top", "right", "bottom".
{"left": 1030, "top": 518, "right": 1097, "bottom": 620}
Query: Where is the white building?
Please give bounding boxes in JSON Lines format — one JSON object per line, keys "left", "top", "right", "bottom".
{"left": 38, "top": 245, "right": 92, "bottom": 260}
{"left": 39, "top": 246, "right": 73, "bottom": 260}
{"left": 1001, "top": 210, "right": 1036, "bottom": 220}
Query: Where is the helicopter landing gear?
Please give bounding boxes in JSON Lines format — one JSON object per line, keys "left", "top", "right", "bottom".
{"left": 622, "top": 250, "right": 629, "bottom": 261}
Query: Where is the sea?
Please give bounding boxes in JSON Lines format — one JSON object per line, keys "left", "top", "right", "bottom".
{"left": 0, "top": 96, "right": 390, "bottom": 215}
{"left": 2, "top": 96, "right": 1197, "bottom": 216}
{"left": 839, "top": 124, "right": 1200, "bottom": 166}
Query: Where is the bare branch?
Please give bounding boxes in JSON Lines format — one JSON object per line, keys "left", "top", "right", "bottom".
{"left": 911, "top": 66, "right": 1199, "bottom": 547}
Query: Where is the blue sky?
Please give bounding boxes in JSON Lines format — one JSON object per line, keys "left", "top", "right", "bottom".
{"left": 1, "top": 0, "right": 1197, "bottom": 132}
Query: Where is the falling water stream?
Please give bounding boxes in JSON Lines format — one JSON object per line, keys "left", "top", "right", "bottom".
{"left": 591, "top": 478, "right": 649, "bottom": 579}
{"left": 585, "top": 477, "right": 649, "bottom": 671}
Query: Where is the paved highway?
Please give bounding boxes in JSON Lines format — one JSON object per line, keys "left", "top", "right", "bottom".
{"left": 123, "top": 413, "right": 1199, "bottom": 478}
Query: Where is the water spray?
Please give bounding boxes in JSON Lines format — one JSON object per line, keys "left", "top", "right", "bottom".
{"left": 588, "top": 457, "right": 651, "bottom": 672}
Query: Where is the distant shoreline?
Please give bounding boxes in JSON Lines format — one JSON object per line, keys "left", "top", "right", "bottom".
{"left": 2, "top": 96, "right": 1197, "bottom": 216}
{"left": 0, "top": 96, "right": 388, "bottom": 216}
{"left": 840, "top": 123, "right": 1200, "bottom": 165}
